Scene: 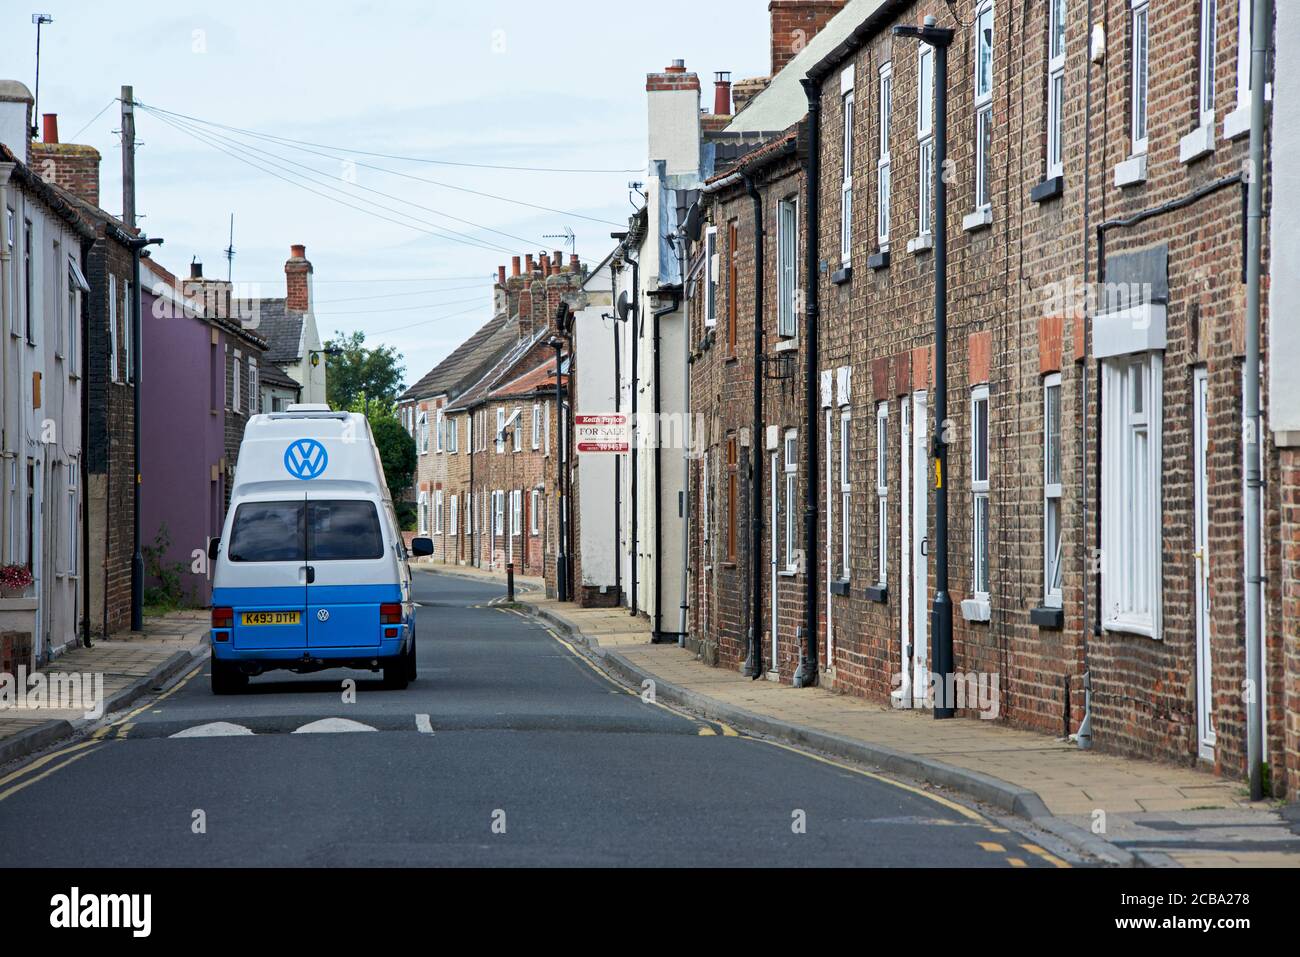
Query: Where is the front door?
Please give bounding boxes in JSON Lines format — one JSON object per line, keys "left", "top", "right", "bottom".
{"left": 306, "top": 497, "right": 389, "bottom": 649}
{"left": 1193, "top": 368, "right": 1215, "bottom": 760}
{"left": 769, "top": 449, "right": 779, "bottom": 675}
{"left": 911, "top": 391, "right": 929, "bottom": 708}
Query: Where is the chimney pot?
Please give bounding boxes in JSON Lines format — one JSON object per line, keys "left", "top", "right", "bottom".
{"left": 525, "top": 253, "right": 535, "bottom": 274}
{"left": 290, "top": 243, "right": 306, "bottom": 259}
{"left": 667, "top": 59, "right": 686, "bottom": 73}
{"left": 511, "top": 255, "right": 521, "bottom": 277}
{"left": 191, "top": 260, "right": 203, "bottom": 279}
{"left": 42, "top": 113, "right": 58, "bottom": 144}
{"left": 713, "top": 73, "right": 733, "bottom": 115}
{"left": 498, "top": 265, "right": 507, "bottom": 285}
{"left": 570, "top": 254, "right": 581, "bottom": 271}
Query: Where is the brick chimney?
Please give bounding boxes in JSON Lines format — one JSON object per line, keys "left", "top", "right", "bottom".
{"left": 28, "top": 112, "right": 103, "bottom": 207}
{"left": 731, "top": 76, "right": 771, "bottom": 116}
{"left": 182, "top": 258, "right": 234, "bottom": 319}
{"left": 769, "top": 1, "right": 847, "bottom": 77}
{"left": 285, "top": 243, "right": 313, "bottom": 313}
{"left": 646, "top": 60, "right": 701, "bottom": 176}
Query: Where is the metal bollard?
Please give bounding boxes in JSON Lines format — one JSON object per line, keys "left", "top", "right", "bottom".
{"left": 506, "top": 563, "right": 515, "bottom": 602}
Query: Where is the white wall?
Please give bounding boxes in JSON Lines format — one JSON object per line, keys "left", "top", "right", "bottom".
{"left": 574, "top": 306, "right": 618, "bottom": 589}
{"left": 1270, "top": 2, "right": 1300, "bottom": 440}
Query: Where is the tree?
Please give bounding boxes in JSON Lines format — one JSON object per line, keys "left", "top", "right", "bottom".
{"left": 367, "top": 411, "right": 417, "bottom": 517}
{"left": 325, "top": 330, "right": 405, "bottom": 412}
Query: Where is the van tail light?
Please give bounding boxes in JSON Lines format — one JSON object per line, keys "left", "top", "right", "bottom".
{"left": 212, "top": 607, "right": 234, "bottom": 629}
{"left": 380, "top": 603, "right": 402, "bottom": 625}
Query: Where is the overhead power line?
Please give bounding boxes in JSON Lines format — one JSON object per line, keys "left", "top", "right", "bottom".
{"left": 138, "top": 101, "right": 628, "bottom": 229}
{"left": 135, "top": 101, "right": 644, "bottom": 174}
{"left": 144, "top": 109, "right": 519, "bottom": 256}
{"left": 315, "top": 294, "right": 484, "bottom": 317}
{"left": 315, "top": 283, "right": 488, "bottom": 304}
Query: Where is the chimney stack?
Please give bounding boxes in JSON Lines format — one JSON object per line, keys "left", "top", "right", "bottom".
{"left": 285, "top": 243, "right": 313, "bottom": 313}
{"left": 769, "top": 1, "right": 847, "bottom": 78}
{"left": 27, "top": 108, "right": 102, "bottom": 207}
{"left": 646, "top": 59, "right": 702, "bottom": 176}
{"left": 0, "top": 80, "right": 33, "bottom": 166}
{"left": 713, "top": 72, "right": 733, "bottom": 115}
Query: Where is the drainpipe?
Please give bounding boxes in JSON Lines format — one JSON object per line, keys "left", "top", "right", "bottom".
{"left": 125, "top": 233, "right": 162, "bottom": 633}
{"left": 80, "top": 240, "right": 92, "bottom": 647}
{"left": 627, "top": 246, "right": 641, "bottom": 616}
{"left": 650, "top": 291, "right": 680, "bottom": 642}
{"left": 744, "top": 173, "right": 765, "bottom": 679}
{"left": 678, "top": 226, "right": 692, "bottom": 644}
{"left": 796, "top": 78, "right": 823, "bottom": 688}
{"left": 1243, "top": 0, "right": 1269, "bottom": 801}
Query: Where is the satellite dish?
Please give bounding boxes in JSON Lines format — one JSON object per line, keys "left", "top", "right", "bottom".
{"left": 685, "top": 203, "right": 703, "bottom": 243}
{"left": 617, "top": 290, "right": 632, "bottom": 322}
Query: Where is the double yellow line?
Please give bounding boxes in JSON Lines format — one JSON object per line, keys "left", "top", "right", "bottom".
{"left": 0, "top": 663, "right": 204, "bottom": 803}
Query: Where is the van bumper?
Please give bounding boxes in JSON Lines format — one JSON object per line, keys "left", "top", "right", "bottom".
{"left": 210, "top": 631, "right": 409, "bottom": 673}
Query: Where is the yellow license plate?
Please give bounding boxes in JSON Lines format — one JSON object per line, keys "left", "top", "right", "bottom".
{"left": 241, "top": 611, "right": 301, "bottom": 626}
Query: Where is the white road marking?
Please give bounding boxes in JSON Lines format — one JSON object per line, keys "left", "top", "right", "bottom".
{"left": 415, "top": 714, "right": 434, "bottom": 734}
{"left": 170, "top": 722, "right": 255, "bottom": 738}
{"left": 292, "top": 718, "right": 378, "bottom": 734}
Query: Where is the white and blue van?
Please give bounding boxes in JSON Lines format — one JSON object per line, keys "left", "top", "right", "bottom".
{"left": 208, "top": 406, "right": 434, "bottom": 694}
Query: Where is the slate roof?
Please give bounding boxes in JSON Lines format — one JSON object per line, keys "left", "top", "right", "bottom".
{"left": 240, "top": 298, "right": 304, "bottom": 365}
{"left": 400, "top": 311, "right": 518, "bottom": 403}
{"left": 259, "top": 361, "right": 301, "bottom": 391}
{"left": 446, "top": 328, "right": 550, "bottom": 414}
{"left": 489, "top": 355, "right": 567, "bottom": 399}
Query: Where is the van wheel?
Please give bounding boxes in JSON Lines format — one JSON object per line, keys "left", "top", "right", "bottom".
{"left": 382, "top": 643, "right": 412, "bottom": 690}
{"left": 211, "top": 658, "right": 248, "bottom": 695}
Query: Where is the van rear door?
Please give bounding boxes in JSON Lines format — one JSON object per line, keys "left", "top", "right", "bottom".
{"left": 305, "top": 497, "right": 394, "bottom": 649}
{"left": 224, "top": 495, "right": 309, "bottom": 651}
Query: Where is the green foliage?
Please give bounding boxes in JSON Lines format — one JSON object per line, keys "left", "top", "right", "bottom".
{"left": 395, "top": 500, "right": 418, "bottom": 533}
{"left": 142, "top": 524, "right": 192, "bottom": 612}
{"left": 369, "top": 414, "right": 418, "bottom": 500}
{"left": 325, "top": 329, "right": 405, "bottom": 412}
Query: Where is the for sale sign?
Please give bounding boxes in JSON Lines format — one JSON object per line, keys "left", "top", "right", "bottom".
{"left": 576, "top": 413, "right": 629, "bottom": 453}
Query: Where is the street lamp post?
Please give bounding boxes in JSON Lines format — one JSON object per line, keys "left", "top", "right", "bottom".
{"left": 893, "top": 15, "right": 955, "bottom": 719}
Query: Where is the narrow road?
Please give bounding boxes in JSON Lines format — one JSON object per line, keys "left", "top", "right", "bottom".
{"left": 0, "top": 572, "right": 1076, "bottom": 867}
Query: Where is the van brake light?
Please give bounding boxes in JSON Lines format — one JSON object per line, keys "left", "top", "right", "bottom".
{"left": 212, "top": 607, "right": 234, "bottom": 629}
{"left": 380, "top": 603, "right": 402, "bottom": 625}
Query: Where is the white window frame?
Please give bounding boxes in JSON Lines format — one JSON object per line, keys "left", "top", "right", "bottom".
{"left": 875, "top": 402, "right": 888, "bottom": 586}
{"left": 1046, "top": 0, "right": 1067, "bottom": 178}
{"left": 434, "top": 490, "right": 444, "bottom": 535}
{"left": 418, "top": 491, "right": 429, "bottom": 535}
{"left": 1044, "top": 374, "right": 1064, "bottom": 607}
{"left": 704, "top": 225, "right": 718, "bottom": 327}
{"left": 544, "top": 402, "right": 551, "bottom": 456}
{"left": 973, "top": 1, "right": 995, "bottom": 211}
{"left": 435, "top": 409, "right": 445, "bottom": 452}
{"left": 232, "top": 354, "right": 242, "bottom": 412}
{"left": 1101, "top": 353, "right": 1163, "bottom": 638}
{"left": 1130, "top": 0, "right": 1150, "bottom": 155}
{"left": 496, "top": 407, "right": 506, "bottom": 453}
{"left": 531, "top": 403, "right": 541, "bottom": 449}
{"left": 971, "top": 385, "right": 990, "bottom": 600}
{"left": 418, "top": 411, "right": 429, "bottom": 454}
{"left": 494, "top": 490, "right": 505, "bottom": 536}
{"left": 784, "top": 429, "right": 798, "bottom": 572}
{"left": 840, "top": 410, "right": 852, "bottom": 581}
{"left": 451, "top": 494, "right": 459, "bottom": 536}
{"left": 840, "top": 88, "right": 855, "bottom": 265}
{"left": 248, "top": 357, "right": 259, "bottom": 415}
{"left": 877, "top": 62, "right": 892, "bottom": 247}
{"left": 1198, "top": 0, "right": 1217, "bottom": 126}
{"left": 109, "top": 273, "right": 120, "bottom": 383}
{"left": 778, "top": 198, "right": 799, "bottom": 337}
{"left": 530, "top": 488, "right": 540, "bottom": 535}
{"left": 510, "top": 490, "right": 523, "bottom": 536}
{"left": 67, "top": 459, "right": 78, "bottom": 575}
{"left": 123, "top": 279, "right": 133, "bottom": 383}
{"left": 513, "top": 407, "right": 523, "bottom": 451}
{"left": 449, "top": 414, "right": 459, "bottom": 454}
{"left": 917, "top": 44, "right": 935, "bottom": 237}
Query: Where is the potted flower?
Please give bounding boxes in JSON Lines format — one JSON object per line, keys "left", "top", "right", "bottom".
{"left": 0, "top": 564, "right": 33, "bottom": 598}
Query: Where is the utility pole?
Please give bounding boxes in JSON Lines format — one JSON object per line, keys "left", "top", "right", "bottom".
{"left": 122, "top": 86, "right": 145, "bottom": 632}
{"left": 893, "top": 16, "right": 955, "bottom": 718}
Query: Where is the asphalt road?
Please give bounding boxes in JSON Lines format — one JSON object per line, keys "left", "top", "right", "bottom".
{"left": 0, "top": 572, "right": 1078, "bottom": 867}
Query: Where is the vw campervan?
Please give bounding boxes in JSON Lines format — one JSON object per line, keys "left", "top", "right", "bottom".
{"left": 208, "top": 406, "right": 434, "bottom": 694}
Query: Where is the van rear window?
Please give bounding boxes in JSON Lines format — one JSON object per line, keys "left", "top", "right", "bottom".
{"left": 308, "top": 501, "right": 384, "bottom": 560}
{"left": 228, "top": 502, "right": 306, "bottom": 563}
{"left": 227, "top": 500, "right": 384, "bottom": 562}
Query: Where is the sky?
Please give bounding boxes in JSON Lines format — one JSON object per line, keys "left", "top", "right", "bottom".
{"left": 0, "top": 1, "right": 771, "bottom": 391}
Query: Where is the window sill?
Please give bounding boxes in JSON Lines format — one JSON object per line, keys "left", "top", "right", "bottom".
{"left": 1029, "top": 605, "right": 1063, "bottom": 630}
{"left": 1223, "top": 103, "right": 1252, "bottom": 141}
{"left": 1113, "top": 153, "right": 1148, "bottom": 188}
{"left": 830, "top": 579, "right": 850, "bottom": 596}
{"left": 907, "top": 234, "right": 933, "bottom": 254}
{"left": 961, "top": 208, "right": 992, "bottom": 232}
{"left": 868, "top": 249, "right": 890, "bottom": 270}
{"left": 960, "top": 598, "right": 991, "bottom": 622}
{"left": 862, "top": 583, "right": 888, "bottom": 603}
{"left": 831, "top": 266, "right": 853, "bottom": 285}
{"left": 773, "top": 338, "right": 798, "bottom": 353}
{"left": 1103, "top": 617, "right": 1159, "bottom": 640}
{"left": 1030, "top": 176, "right": 1064, "bottom": 203}
{"left": 1178, "top": 122, "right": 1215, "bottom": 164}
{"left": 778, "top": 569, "right": 799, "bottom": 579}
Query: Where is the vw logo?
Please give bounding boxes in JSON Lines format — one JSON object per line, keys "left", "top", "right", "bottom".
{"left": 284, "top": 439, "right": 329, "bottom": 480}
{"left": 316, "top": 609, "right": 330, "bottom": 622}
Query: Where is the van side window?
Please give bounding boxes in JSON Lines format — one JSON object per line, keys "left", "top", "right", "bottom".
{"left": 228, "top": 502, "right": 306, "bottom": 563}
{"left": 308, "top": 501, "right": 384, "bottom": 561}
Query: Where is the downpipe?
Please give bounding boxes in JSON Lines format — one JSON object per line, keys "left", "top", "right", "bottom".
{"left": 743, "top": 174, "right": 765, "bottom": 679}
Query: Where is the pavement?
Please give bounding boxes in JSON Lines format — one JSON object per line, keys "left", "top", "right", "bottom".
{"left": 0, "top": 574, "right": 1090, "bottom": 867}
{"left": 0, "top": 611, "right": 209, "bottom": 767}
{"left": 411, "top": 566, "right": 1300, "bottom": 870}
